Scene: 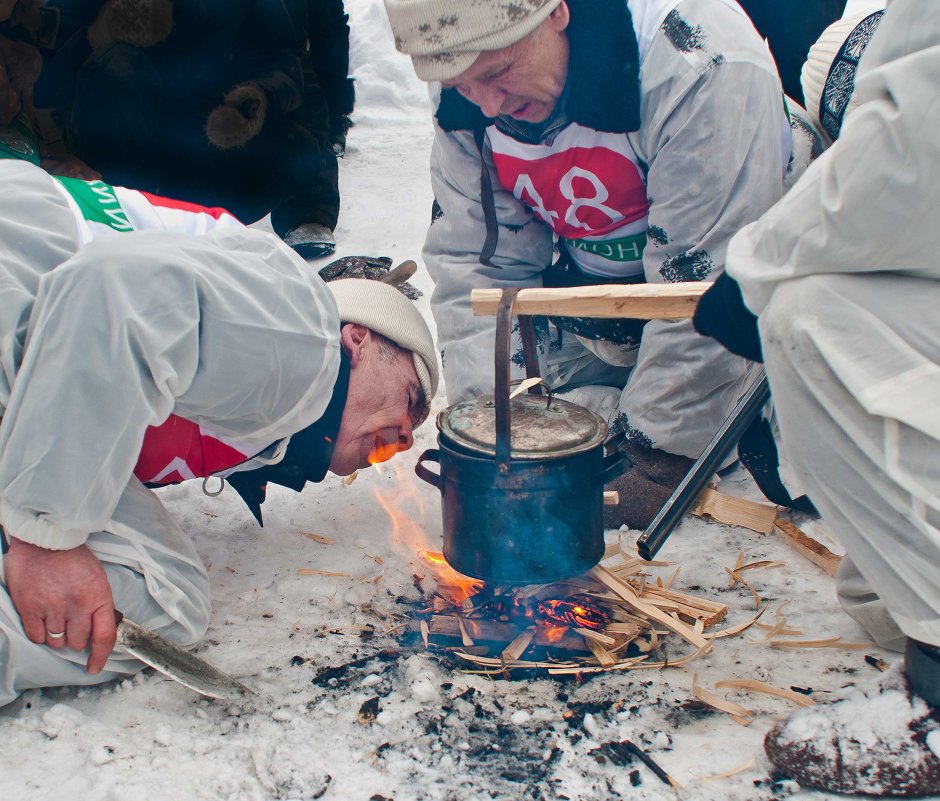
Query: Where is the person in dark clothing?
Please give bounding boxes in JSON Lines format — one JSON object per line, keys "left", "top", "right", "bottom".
{"left": 34, "top": 0, "right": 355, "bottom": 259}
{"left": 736, "top": 0, "right": 847, "bottom": 106}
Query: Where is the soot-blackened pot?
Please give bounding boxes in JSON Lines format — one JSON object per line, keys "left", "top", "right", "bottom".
{"left": 416, "top": 290, "right": 630, "bottom": 584}
{"left": 415, "top": 391, "right": 628, "bottom": 584}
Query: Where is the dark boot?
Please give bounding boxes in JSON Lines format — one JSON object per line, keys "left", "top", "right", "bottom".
{"left": 603, "top": 440, "right": 694, "bottom": 531}
{"left": 764, "top": 639, "right": 940, "bottom": 797}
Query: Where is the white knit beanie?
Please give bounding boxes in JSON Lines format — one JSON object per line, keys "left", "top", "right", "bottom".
{"left": 800, "top": 10, "right": 885, "bottom": 142}
{"left": 384, "top": 0, "right": 563, "bottom": 81}
{"left": 326, "top": 279, "right": 439, "bottom": 421}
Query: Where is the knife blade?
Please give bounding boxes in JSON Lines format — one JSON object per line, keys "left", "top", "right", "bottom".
{"left": 115, "top": 613, "right": 254, "bottom": 701}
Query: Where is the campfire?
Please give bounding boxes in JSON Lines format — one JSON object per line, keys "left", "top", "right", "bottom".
{"left": 371, "top": 461, "right": 767, "bottom": 677}
{"left": 408, "top": 546, "right": 767, "bottom": 677}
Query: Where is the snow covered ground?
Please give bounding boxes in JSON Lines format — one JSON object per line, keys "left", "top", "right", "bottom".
{"left": 2, "top": 2, "right": 934, "bottom": 800}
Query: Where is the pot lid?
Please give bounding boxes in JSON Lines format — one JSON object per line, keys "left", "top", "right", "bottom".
{"left": 436, "top": 394, "right": 608, "bottom": 460}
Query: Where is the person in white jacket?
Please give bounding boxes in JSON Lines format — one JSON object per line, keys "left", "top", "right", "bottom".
{"left": 0, "top": 159, "right": 438, "bottom": 706}
{"left": 693, "top": 0, "right": 939, "bottom": 793}
{"left": 383, "top": 0, "right": 822, "bottom": 530}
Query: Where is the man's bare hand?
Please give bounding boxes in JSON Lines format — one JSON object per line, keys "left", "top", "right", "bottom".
{"left": 5, "top": 538, "right": 117, "bottom": 674}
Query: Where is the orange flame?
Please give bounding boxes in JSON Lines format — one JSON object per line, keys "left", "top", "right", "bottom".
{"left": 371, "top": 460, "right": 481, "bottom": 602}
{"left": 541, "top": 624, "right": 568, "bottom": 644}
{"left": 367, "top": 439, "right": 399, "bottom": 465}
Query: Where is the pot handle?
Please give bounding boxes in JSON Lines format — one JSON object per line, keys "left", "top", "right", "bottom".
{"left": 494, "top": 289, "right": 517, "bottom": 475}
{"left": 495, "top": 290, "right": 543, "bottom": 475}
{"left": 414, "top": 449, "right": 442, "bottom": 489}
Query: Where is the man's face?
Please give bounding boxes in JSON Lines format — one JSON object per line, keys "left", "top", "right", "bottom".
{"left": 441, "top": 3, "right": 570, "bottom": 123}
{"left": 329, "top": 324, "right": 425, "bottom": 476}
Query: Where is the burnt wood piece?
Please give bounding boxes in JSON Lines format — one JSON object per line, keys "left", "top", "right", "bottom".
{"left": 311, "top": 648, "right": 401, "bottom": 688}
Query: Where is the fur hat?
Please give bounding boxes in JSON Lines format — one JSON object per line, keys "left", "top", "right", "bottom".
{"left": 326, "top": 279, "right": 439, "bottom": 423}
{"left": 383, "top": 0, "right": 562, "bottom": 81}
{"left": 800, "top": 10, "right": 885, "bottom": 142}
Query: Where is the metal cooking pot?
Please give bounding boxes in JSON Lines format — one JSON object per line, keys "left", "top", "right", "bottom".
{"left": 414, "top": 290, "right": 629, "bottom": 584}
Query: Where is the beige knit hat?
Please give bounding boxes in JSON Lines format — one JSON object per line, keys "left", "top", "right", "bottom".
{"left": 384, "top": 0, "right": 563, "bottom": 81}
{"left": 800, "top": 10, "right": 885, "bottom": 142}
{"left": 326, "top": 279, "right": 439, "bottom": 422}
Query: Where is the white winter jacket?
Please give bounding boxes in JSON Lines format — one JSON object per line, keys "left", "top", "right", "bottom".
{"left": 727, "top": 0, "right": 940, "bottom": 445}
{"left": 0, "top": 160, "right": 341, "bottom": 550}
{"left": 423, "top": 0, "right": 820, "bottom": 456}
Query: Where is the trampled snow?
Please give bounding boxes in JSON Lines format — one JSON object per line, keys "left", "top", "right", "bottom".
{"left": 1, "top": 2, "right": 934, "bottom": 800}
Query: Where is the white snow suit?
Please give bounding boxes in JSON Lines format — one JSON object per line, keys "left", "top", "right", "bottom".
{"left": 0, "top": 160, "right": 342, "bottom": 704}
{"left": 726, "top": 0, "right": 940, "bottom": 649}
{"left": 424, "top": 0, "right": 822, "bottom": 457}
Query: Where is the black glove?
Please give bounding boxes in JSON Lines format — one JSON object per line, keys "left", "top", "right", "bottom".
{"left": 737, "top": 415, "right": 817, "bottom": 515}
{"left": 692, "top": 272, "right": 763, "bottom": 363}
{"left": 603, "top": 440, "right": 694, "bottom": 531}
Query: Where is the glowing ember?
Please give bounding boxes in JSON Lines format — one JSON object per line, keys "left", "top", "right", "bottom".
{"left": 534, "top": 596, "right": 609, "bottom": 631}
{"left": 541, "top": 625, "right": 568, "bottom": 644}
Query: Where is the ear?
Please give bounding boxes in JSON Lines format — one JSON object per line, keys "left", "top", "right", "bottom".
{"left": 548, "top": 1, "right": 570, "bottom": 31}
{"left": 339, "top": 323, "right": 371, "bottom": 368}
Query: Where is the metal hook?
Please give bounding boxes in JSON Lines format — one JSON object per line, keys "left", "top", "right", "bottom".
{"left": 202, "top": 476, "right": 225, "bottom": 497}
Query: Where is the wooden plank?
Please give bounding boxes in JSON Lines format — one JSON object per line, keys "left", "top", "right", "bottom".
{"left": 471, "top": 283, "right": 711, "bottom": 319}
{"left": 691, "top": 487, "right": 779, "bottom": 534}
{"left": 774, "top": 518, "right": 842, "bottom": 577}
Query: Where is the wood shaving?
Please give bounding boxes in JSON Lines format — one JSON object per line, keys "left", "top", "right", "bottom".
{"left": 697, "top": 756, "right": 756, "bottom": 782}
{"left": 302, "top": 532, "right": 335, "bottom": 545}
{"left": 714, "top": 678, "right": 815, "bottom": 708}
{"left": 501, "top": 628, "right": 535, "bottom": 662}
{"left": 769, "top": 636, "right": 870, "bottom": 650}
{"left": 297, "top": 568, "right": 351, "bottom": 578}
{"left": 691, "top": 674, "right": 754, "bottom": 725}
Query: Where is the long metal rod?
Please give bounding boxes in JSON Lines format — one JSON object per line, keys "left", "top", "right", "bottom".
{"left": 636, "top": 369, "right": 771, "bottom": 560}
{"left": 494, "top": 289, "right": 519, "bottom": 474}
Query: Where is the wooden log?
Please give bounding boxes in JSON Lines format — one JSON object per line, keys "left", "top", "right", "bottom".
{"left": 691, "top": 487, "right": 779, "bottom": 534}
{"left": 424, "top": 615, "right": 587, "bottom": 652}
{"left": 774, "top": 518, "right": 842, "bottom": 577}
{"left": 471, "top": 283, "right": 711, "bottom": 319}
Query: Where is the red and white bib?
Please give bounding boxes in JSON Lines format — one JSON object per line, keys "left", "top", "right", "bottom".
{"left": 488, "top": 122, "right": 649, "bottom": 278}
{"left": 134, "top": 415, "right": 275, "bottom": 485}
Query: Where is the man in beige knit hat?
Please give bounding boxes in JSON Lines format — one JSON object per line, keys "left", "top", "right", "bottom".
{"left": 0, "top": 159, "right": 437, "bottom": 705}
{"left": 384, "top": 0, "right": 823, "bottom": 531}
